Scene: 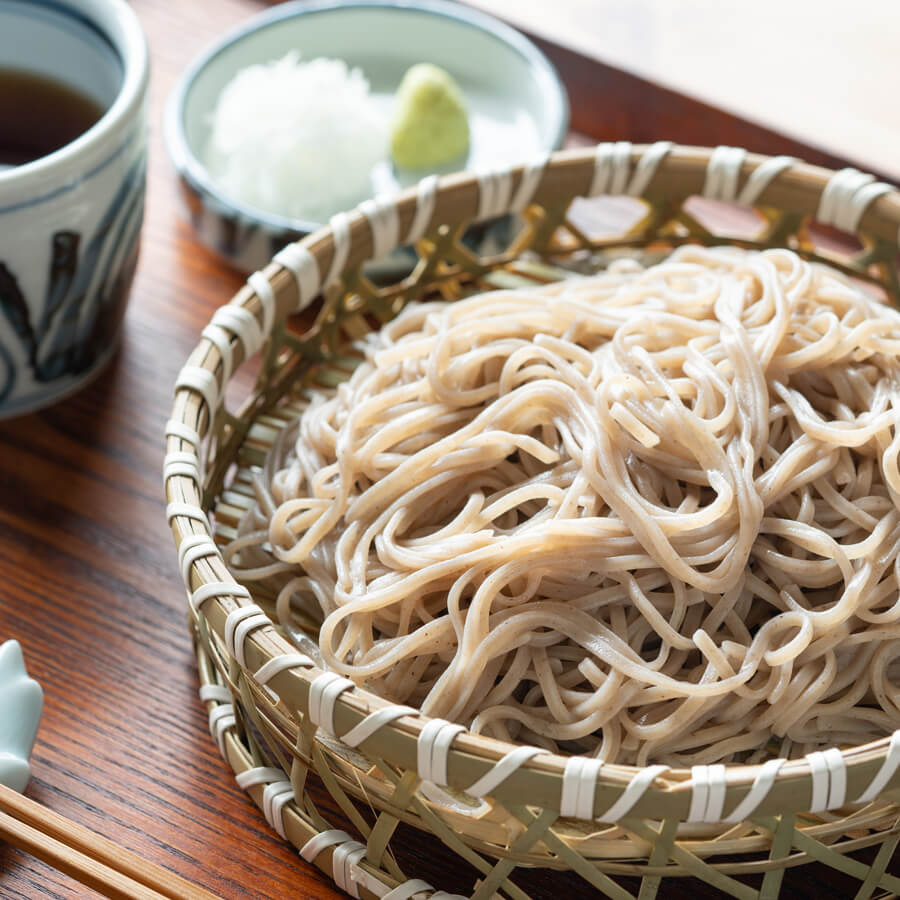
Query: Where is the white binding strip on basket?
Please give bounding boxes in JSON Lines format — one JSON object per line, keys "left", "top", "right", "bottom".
{"left": 253, "top": 652, "right": 315, "bottom": 685}
{"left": 703, "top": 145, "right": 747, "bottom": 203}
{"left": 417, "top": 718, "right": 466, "bottom": 786}
{"left": 235, "top": 767, "right": 295, "bottom": 839}
{"left": 175, "top": 365, "right": 219, "bottom": 417}
{"left": 817, "top": 166, "right": 893, "bottom": 232}
{"left": 308, "top": 671, "right": 356, "bottom": 735}
{"left": 509, "top": 153, "right": 548, "bottom": 213}
{"left": 806, "top": 747, "right": 847, "bottom": 813}
{"left": 324, "top": 212, "right": 351, "bottom": 287}
{"left": 165, "top": 501, "right": 207, "bottom": 524}
{"left": 199, "top": 684, "right": 231, "bottom": 703}
{"left": 273, "top": 242, "right": 321, "bottom": 312}
{"left": 247, "top": 271, "right": 276, "bottom": 337}
{"left": 236, "top": 766, "right": 284, "bottom": 789}
{"left": 223, "top": 604, "right": 270, "bottom": 668}
{"left": 477, "top": 169, "right": 514, "bottom": 221}
{"left": 736, "top": 154, "right": 796, "bottom": 207}
{"left": 164, "top": 450, "right": 201, "bottom": 483}
{"left": 379, "top": 879, "right": 437, "bottom": 900}
{"left": 303, "top": 833, "right": 470, "bottom": 900}
{"left": 722, "top": 758, "right": 786, "bottom": 823}
{"left": 465, "top": 746, "right": 543, "bottom": 799}
{"left": 360, "top": 195, "right": 400, "bottom": 260}
{"left": 264, "top": 781, "right": 295, "bottom": 839}
{"left": 165, "top": 418, "right": 201, "bottom": 447}
{"left": 596, "top": 764, "right": 669, "bottom": 823}
{"left": 688, "top": 764, "right": 728, "bottom": 823}
{"left": 207, "top": 702, "right": 235, "bottom": 757}
{"left": 211, "top": 303, "right": 264, "bottom": 359}
{"left": 339, "top": 704, "right": 416, "bottom": 748}
{"left": 626, "top": 140, "right": 673, "bottom": 196}
{"left": 376, "top": 878, "right": 467, "bottom": 900}
{"left": 590, "top": 141, "right": 671, "bottom": 198}
{"left": 561, "top": 756, "right": 604, "bottom": 819}
{"left": 177, "top": 533, "right": 219, "bottom": 582}
{"left": 190, "top": 580, "right": 251, "bottom": 614}
{"left": 301, "top": 831, "right": 365, "bottom": 899}
{"left": 590, "top": 140, "right": 633, "bottom": 196}
{"left": 201, "top": 322, "right": 234, "bottom": 384}
{"left": 406, "top": 174, "right": 438, "bottom": 243}
{"left": 857, "top": 730, "right": 900, "bottom": 804}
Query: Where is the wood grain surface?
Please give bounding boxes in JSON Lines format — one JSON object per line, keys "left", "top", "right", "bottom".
{"left": 0, "top": 1, "right": 894, "bottom": 897}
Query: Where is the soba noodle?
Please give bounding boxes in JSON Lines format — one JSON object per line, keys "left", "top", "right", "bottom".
{"left": 227, "top": 245, "right": 900, "bottom": 766}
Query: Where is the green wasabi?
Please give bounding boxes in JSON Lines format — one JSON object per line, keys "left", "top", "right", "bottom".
{"left": 390, "top": 63, "right": 470, "bottom": 170}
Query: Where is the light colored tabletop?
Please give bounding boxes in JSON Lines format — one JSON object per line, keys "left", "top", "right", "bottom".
{"left": 474, "top": 0, "right": 899, "bottom": 181}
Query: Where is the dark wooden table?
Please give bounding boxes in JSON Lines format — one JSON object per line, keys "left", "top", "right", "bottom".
{"left": 0, "top": 1, "right": 894, "bottom": 897}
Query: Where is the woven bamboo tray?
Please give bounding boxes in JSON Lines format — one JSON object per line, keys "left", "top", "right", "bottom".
{"left": 166, "top": 143, "right": 900, "bottom": 900}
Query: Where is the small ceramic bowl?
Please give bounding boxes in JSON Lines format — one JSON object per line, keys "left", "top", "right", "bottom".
{"left": 0, "top": 0, "right": 149, "bottom": 418}
{"left": 165, "top": 0, "right": 569, "bottom": 273}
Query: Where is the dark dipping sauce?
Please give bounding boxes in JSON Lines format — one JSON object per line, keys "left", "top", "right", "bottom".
{"left": 0, "top": 68, "right": 105, "bottom": 171}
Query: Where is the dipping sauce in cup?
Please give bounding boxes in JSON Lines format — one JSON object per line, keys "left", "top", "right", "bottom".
{"left": 0, "top": 0, "right": 149, "bottom": 418}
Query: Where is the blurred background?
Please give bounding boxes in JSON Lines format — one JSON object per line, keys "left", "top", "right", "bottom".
{"left": 472, "top": 0, "right": 897, "bottom": 179}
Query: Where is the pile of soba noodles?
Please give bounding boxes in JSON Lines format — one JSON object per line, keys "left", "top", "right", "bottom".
{"left": 227, "top": 245, "right": 900, "bottom": 766}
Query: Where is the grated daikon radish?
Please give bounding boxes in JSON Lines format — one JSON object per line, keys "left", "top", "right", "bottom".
{"left": 205, "top": 52, "right": 386, "bottom": 223}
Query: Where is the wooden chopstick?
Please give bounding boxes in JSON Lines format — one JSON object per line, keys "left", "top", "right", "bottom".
{"left": 0, "top": 783, "right": 222, "bottom": 900}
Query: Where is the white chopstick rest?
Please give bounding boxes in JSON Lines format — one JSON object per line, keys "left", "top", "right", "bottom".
{"left": 0, "top": 641, "right": 43, "bottom": 793}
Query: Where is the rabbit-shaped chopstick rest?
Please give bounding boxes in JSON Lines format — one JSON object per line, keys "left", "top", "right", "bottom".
{"left": 0, "top": 641, "right": 43, "bottom": 792}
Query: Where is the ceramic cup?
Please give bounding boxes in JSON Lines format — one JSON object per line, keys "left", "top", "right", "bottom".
{"left": 0, "top": 0, "right": 149, "bottom": 418}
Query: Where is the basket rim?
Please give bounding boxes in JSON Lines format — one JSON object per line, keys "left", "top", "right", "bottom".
{"left": 166, "top": 142, "right": 900, "bottom": 824}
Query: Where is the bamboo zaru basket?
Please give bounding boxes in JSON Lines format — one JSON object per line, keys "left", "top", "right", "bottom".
{"left": 166, "top": 143, "right": 900, "bottom": 900}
